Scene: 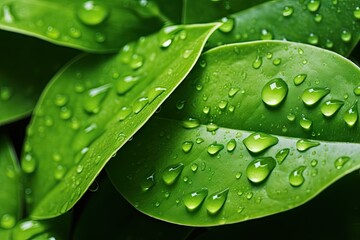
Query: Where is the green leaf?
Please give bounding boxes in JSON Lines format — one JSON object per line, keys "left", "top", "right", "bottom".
{"left": 107, "top": 41, "right": 360, "bottom": 226}
{"left": 207, "top": 0, "right": 360, "bottom": 56}
{"left": 22, "top": 23, "right": 221, "bottom": 219}
{"left": 152, "top": 0, "right": 183, "bottom": 24}
{"left": 183, "top": 0, "right": 269, "bottom": 24}
{"left": 0, "top": 136, "right": 22, "bottom": 232}
{"left": 0, "top": 30, "right": 78, "bottom": 126}
{"left": 0, "top": 0, "right": 165, "bottom": 52}
{"left": 74, "top": 175, "right": 193, "bottom": 240}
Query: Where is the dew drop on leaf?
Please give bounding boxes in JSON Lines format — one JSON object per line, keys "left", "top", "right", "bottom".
{"left": 46, "top": 26, "right": 60, "bottom": 39}
{"left": 311, "top": 159, "right": 318, "bottom": 167}
{"left": 343, "top": 101, "right": 358, "bottom": 127}
{"left": 314, "top": 13, "right": 322, "bottom": 22}
{"left": 207, "top": 143, "right": 224, "bottom": 155}
{"left": 1, "top": 4, "right": 15, "bottom": 23}
{"left": 252, "top": 55, "right": 262, "bottom": 69}
{"left": 219, "top": 17, "right": 235, "bottom": 33}
{"left": 141, "top": 172, "right": 155, "bottom": 191}
{"left": 296, "top": 139, "right": 320, "bottom": 152}
{"left": 320, "top": 100, "right": 344, "bottom": 117}
{"left": 243, "top": 132, "right": 278, "bottom": 154}
{"left": 228, "top": 88, "right": 239, "bottom": 97}
{"left": 341, "top": 30, "right": 352, "bottom": 42}
{"left": 218, "top": 100, "right": 228, "bottom": 110}
{"left": 245, "top": 192, "right": 253, "bottom": 200}
{"left": 206, "top": 123, "right": 219, "bottom": 132}
{"left": 191, "top": 163, "right": 198, "bottom": 172}
{"left": 117, "top": 107, "right": 132, "bottom": 121}
{"left": 83, "top": 84, "right": 112, "bottom": 114}
{"left": 282, "top": 6, "right": 294, "bottom": 17}
{"left": 22, "top": 153, "right": 36, "bottom": 173}
{"left": 202, "top": 106, "right": 210, "bottom": 114}
{"left": 76, "top": 1, "right": 109, "bottom": 26}
{"left": 293, "top": 74, "right": 307, "bottom": 86}
{"left": 130, "top": 54, "right": 144, "bottom": 70}
{"left": 276, "top": 148, "right": 290, "bottom": 164}
{"left": 287, "top": 113, "right": 296, "bottom": 122}
{"left": 116, "top": 75, "right": 140, "bottom": 95}
{"left": 301, "top": 87, "right": 330, "bottom": 106}
{"left": 354, "top": 86, "right": 360, "bottom": 96}
{"left": 162, "top": 163, "right": 184, "bottom": 185}
{"left": 307, "top": 0, "right": 321, "bottom": 12}
{"left": 54, "top": 165, "right": 67, "bottom": 180}
{"left": 261, "top": 78, "right": 288, "bottom": 107}
{"left": 148, "top": 87, "right": 166, "bottom": 103}
{"left": 272, "top": 58, "right": 281, "bottom": 66}
{"left": 260, "top": 29, "right": 273, "bottom": 40}
{"left": 334, "top": 156, "right": 350, "bottom": 169}
{"left": 182, "top": 141, "right": 193, "bottom": 153}
{"left": 205, "top": 189, "right": 229, "bottom": 215}
{"left": 182, "top": 118, "right": 200, "bottom": 129}
{"left": 289, "top": 166, "right": 306, "bottom": 187}
{"left": 54, "top": 94, "right": 68, "bottom": 107}
{"left": 299, "top": 115, "right": 312, "bottom": 130}
{"left": 133, "top": 97, "right": 149, "bottom": 114}
{"left": 246, "top": 157, "right": 276, "bottom": 184}
{"left": 226, "top": 139, "right": 237, "bottom": 152}
{"left": 307, "top": 33, "right": 319, "bottom": 45}
{"left": 184, "top": 188, "right": 208, "bottom": 212}
{"left": 69, "top": 27, "right": 81, "bottom": 39}
{"left": 354, "top": 7, "right": 360, "bottom": 19}
{"left": 0, "top": 213, "right": 16, "bottom": 229}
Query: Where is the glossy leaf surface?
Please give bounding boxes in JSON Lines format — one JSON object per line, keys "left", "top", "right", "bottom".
{"left": 0, "top": 136, "right": 22, "bottom": 232}
{"left": 0, "top": 0, "right": 164, "bottom": 52}
{"left": 22, "top": 23, "right": 220, "bottom": 219}
{"left": 0, "top": 30, "right": 78, "bottom": 126}
{"left": 108, "top": 41, "right": 360, "bottom": 226}
{"left": 207, "top": 0, "right": 360, "bottom": 56}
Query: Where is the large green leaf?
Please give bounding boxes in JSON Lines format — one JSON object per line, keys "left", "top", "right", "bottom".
{"left": 108, "top": 41, "right": 360, "bottom": 226}
{"left": 0, "top": 30, "right": 78, "bottom": 126}
{"left": 74, "top": 175, "right": 192, "bottom": 240}
{"left": 0, "top": 0, "right": 164, "bottom": 52}
{"left": 0, "top": 137, "right": 22, "bottom": 233}
{"left": 22, "top": 23, "right": 221, "bottom": 219}
{"left": 207, "top": 0, "right": 360, "bottom": 56}
{"left": 183, "top": 0, "right": 269, "bottom": 24}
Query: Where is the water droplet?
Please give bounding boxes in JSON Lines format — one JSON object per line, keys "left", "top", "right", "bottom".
{"left": 196, "top": 84, "right": 203, "bottom": 91}
{"left": 116, "top": 75, "right": 140, "bottom": 95}
{"left": 287, "top": 113, "right": 296, "bottom": 122}
{"left": 334, "top": 156, "right": 350, "bottom": 169}
{"left": 72, "top": 123, "right": 104, "bottom": 152}
{"left": 301, "top": 87, "right": 330, "bottom": 106}
{"left": 314, "top": 13, "right": 322, "bottom": 22}
{"left": 320, "top": 99, "right": 344, "bottom": 117}
{"left": 307, "top": 33, "right": 319, "bottom": 45}
{"left": 130, "top": 54, "right": 144, "bottom": 69}
{"left": 226, "top": 139, "right": 236, "bottom": 152}
{"left": 148, "top": 87, "right": 166, "bottom": 103}
{"left": 183, "top": 49, "right": 193, "bottom": 59}
{"left": 83, "top": 84, "right": 112, "bottom": 114}
{"left": 272, "top": 58, "right": 281, "bottom": 66}
{"left": 54, "top": 94, "right": 68, "bottom": 107}
{"left": 245, "top": 192, "right": 253, "bottom": 200}
{"left": 77, "top": 1, "right": 109, "bottom": 26}
{"left": 311, "top": 159, "right": 318, "bottom": 167}
{"left": 296, "top": 139, "right": 320, "bottom": 152}
{"left": 76, "top": 164, "right": 84, "bottom": 173}
{"left": 203, "top": 106, "right": 210, "bottom": 114}
{"left": 293, "top": 74, "right": 307, "bottom": 86}
{"left": 22, "top": 154, "right": 36, "bottom": 173}
{"left": 162, "top": 163, "right": 184, "bottom": 185}
{"left": 141, "top": 172, "right": 155, "bottom": 191}
{"left": 325, "top": 39, "right": 334, "bottom": 49}
{"left": 176, "top": 100, "right": 186, "bottom": 110}
{"left": 344, "top": 101, "right": 358, "bottom": 127}
{"left": 182, "top": 141, "right": 193, "bottom": 153}
{"left": 0, "top": 86, "right": 12, "bottom": 101}
{"left": 218, "top": 100, "right": 228, "bottom": 110}
{"left": 205, "top": 189, "right": 229, "bottom": 214}
{"left": 260, "top": 29, "right": 273, "bottom": 40}
{"left": 158, "top": 25, "right": 182, "bottom": 48}
{"left": 243, "top": 132, "right": 279, "bottom": 154}
{"left": 132, "top": 97, "right": 149, "bottom": 114}
{"left": 0, "top": 213, "right": 16, "bottom": 229}
{"left": 1, "top": 4, "right": 15, "bottom": 23}
{"left": 191, "top": 163, "right": 198, "bottom": 172}
{"left": 261, "top": 78, "right": 288, "bottom": 107}
{"left": 117, "top": 107, "right": 132, "bottom": 121}
{"left": 207, "top": 143, "right": 224, "bottom": 155}
{"left": 289, "top": 166, "right": 306, "bottom": 187}
{"left": 54, "top": 165, "right": 67, "bottom": 180}
{"left": 228, "top": 105, "right": 235, "bottom": 112}
{"left": 182, "top": 118, "right": 200, "bottom": 129}
{"left": 307, "top": 0, "right": 321, "bottom": 12}
{"left": 46, "top": 26, "right": 60, "bottom": 39}
{"left": 246, "top": 157, "right": 276, "bottom": 183}
{"left": 228, "top": 88, "right": 239, "bottom": 97}
{"left": 219, "top": 17, "right": 234, "bottom": 33}
{"left": 207, "top": 123, "right": 219, "bottom": 132}
{"left": 354, "top": 7, "right": 360, "bottom": 19}
{"left": 184, "top": 188, "right": 208, "bottom": 212}
{"left": 341, "top": 30, "right": 352, "bottom": 42}
{"left": 276, "top": 148, "right": 290, "bottom": 164}
{"left": 252, "top": 56, "right": 262, "bottom": 69}
{"left": 69, "top": 27, "right": 81, "bottom": 38}
{"left": 354, "top": 86, "right": 360, "bottom": 96}
{"left": 196, "top": 138, "right": 204, "bottom": 144}
{"left": 282, "top": 6, "right": 294, "bottom": 17}
{"left": 199, "top": 59, "right": 207, "bottom": 68}
{"left": 300, "top": 115, "right": 312, "bottom": 130}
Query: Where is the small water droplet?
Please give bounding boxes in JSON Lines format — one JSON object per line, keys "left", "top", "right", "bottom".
{"left": 130, "top": 54, "right": 144, "bottom": 69}
{"left": 260, "top": 29, "right": 273, "bottom": 40}
{"left": 196, "top": 84, "right": 203, "bottom": 91}
{"left": 196, "top": 138, "right": 204, "bottom": 144}
{"left": 162, "top": 163, "right": 184, "bottom": 185}
{"left": 133, "top": 97, "right": 149, "bottom": 114}
{"left": 343, "top": 101, "right": 358, "bottom": 127}
{"left": 276, "top": 148, "right": 290, "bottom": 164}
{"left": 252, "top": 56, "right": 262, "bottom": 69}
{"left": 207, "top": 123, "right": 219, "bottom": 132}
{"left": 300, "top": 115, "right": 312, "bottom": 130}
{"left": 261, "top": 78, "right": 288, "bottom": 107}
{"left": 228, "top": 88, "right": 239, "bottom": 97}
{"left": 272, "top": 58, "right": 281, "bottom": 65}
{"left": 218, "top": 100, "right": 228, "bottom": 110}
{"left": 301, "top": 87, "right": 330, "bottom": 106}
{"left": 77, "top": 1, "right": 109, "bottom": 26}
{"left": 46, "top": 26, "right": 60, "bottom": 39}
{"left": 334, "top": 156, "right": 350, "bottom": 169}
{"left": 246, "top": 157, "right": 276, "bottom": 183}
{"left": 203, "top": 106, "right": 210, "bottom": 114}
{"left": 289, "top": 166, "right": 306, "bottom": 187}
{"left": 182, "top": 141, "right": 193, "bottom": 153}
{"left": 245, "top": 192, "right": 253, "bottom": 200}
{"left": 83, "top": 84, "right": 112, "bottom": 114}
{"left": 205, "top": 189, "right": 229, "bottom": 214}
{"left": 22, "top": 154, "right": 36, "bottom": 173}
{"left": 183, "top": 49, "right": 193, "bottom": 59}
{"left": 311, "top": 159, "right": 318, "bottom": 167}
{"left": 320, "top": 99, "right": 344, "bottom": 117}
{"left": 69, "top": 27, "right": 81, "bottom": 38}
{"left": 54, "top": 165, "right": 67, "bottom": 180}
{"left": 0, "top": 213, "right": 16, "bottom": 229}
{"left": 207, "top": 143, "right": 224, "bottom": 155}
{"left": 287, "top": 113, "right": 296, "bottom": 122}
{"left": 148, "top": 87, "right": 166, "bottom": 103}
{"left": 314, "top": 13, "right": 322, "bottom": 22}
{"left": 235, "top": 172, "right": 242, "bottom": 179}
{"left": 325, "top": 39, "right": 334, "bottom": 49}
{"left": 117, "top": 107, "right": 132, "bottom": 121}
{"left": 54, "top": 94, "right": 68, "bottom": 107}
{"left": 76, "top": 164, "right": 84, "bottom": 173}
{"left": 191, "top": 163, "right": 198, "bottom": 172}
{"left": 307, "top": 33, "right": 319, "bottom": 45}
{"left": 226, "top": 139, "right": 236, "bottom": 152}
{"left": 296, "top": 139, "right": 320, "bottom": 152}
{"left": 0, "top": 86, "right": 12, "bottom": 101}
{"left": 141, "top": 172, "right": 155, "bottom": 191}
{"left": 116, "top": 75, "right": 140, "bottom": 95}
{"left": 293, "top": 74, "right": 307, "bottom": 86}
{"left": 184, "top": 188, "right": 208, "bottom": 212}
{"left": 199, "top": 59, "right": 207, "bottom": 68}
{"left": 354, "top": 7, "right": 360, "bottom": 19}
{"left": 341, "top": 30, "right": 352, "bottom": 42}
{"left": 307, "top": 0, "right": 321, "bottom": 12}
{"left": 243, "top": 132, "right": 279, "bottom": 154}
{"left": 219, "top": 17, "right": 235, "bottom": 33}
{"left": 182, "top": 118, "right": 200, "bottom": 129}
{"left": 282, "top": 6, "right": 294, "bottom": 17}
{"left": 354, "top": 86, "right": 360, "bottom": 96}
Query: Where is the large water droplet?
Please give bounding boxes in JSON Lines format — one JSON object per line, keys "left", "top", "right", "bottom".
{"left": 162, "top": 163, "right": 184, "bottom": 185}
{"left": 218, "top": 100, "right": 228, "bottom": 110}
{"left": 182, "top": 118, "right": 200, "bottom": 129}
{"left": 184, "top": 188, "right": 208, "bottom": 212}
{"left": 282, "top": 6, "right": 294, "bottom": 17}
{"left": 226, "top": 139, "right": 236, "bottom": 152}
{"left": 246, "top": 157, "right": 276, "bottom": 184}
{"left": 276, "top": 148, "right": 290, "bottom": 164}
{"left": 341, "top": 30, "right": 352, "bottom": 42}
{"left": 116, "top": 75, "right": 140, "bottom": 95}
{"left": 205, "top": 189, "right": 229, "bottom": 215}
{"left": 22, "top": 154, "right": 36, "bottom": 173}
{"left": 0, "top": 213, "right": 16, "bottom": 229}
{"left": 207, "top": 123, "right": 219, "bottom": 132}
{"left": 307, "top": 0, "right": 321, "bottom": 12}
{"left": 301, "top": 87, "right": 330, "bottom": 106}
{"left": 182, "top": 141, "right": 193, "bottom": 153}
{"left": 293, "top": 74, "right": 307, "bottom": 86}
{"left": 207, "top": 143, "right": 224, "bottom": 155}
{"left": 299, "top": 115, "right": 312, "bottom": 130}
{"left": 77, "top": 1, "right": 109, "bottom": 26}
{"left": 148, "top": 87, "right": 166, "bottom": 103}
{"left": 261, "top": 78, "right": 288, "bottom": 107}
{"left": 287, "top": 113, "right": 296, "bottom": 122}
{"left": 354, "top": 86, "right": 360, "bottom": 96}
{"left": 289, "top": 166, "right": 306, "bottom": 187}
{"left": 320, "top": 99, "right": 344, "bottom": 117}
{"left": 228, "top": 88, "right": 239, "bottom": 97}
{"left": 219, "top": 17, "right": 235, "bottom": 33}
{"left": 252, "top": 56, "right": 262, "bottom": 69}
{"left": 296, "top": 139, "right": 320, "bottom": 152}
{"left": 243, "top": 132, "right": 279, "bottom": 154}
{"left": 83, "top": 84, "right": 111, "bottom": 114}
{"left": 344, "top": 101, "right": 358, "bottom": 127}
{"left": 141, "top": 172, "right": 155, "bottom": 191}
{"left": 117, "top": 107, "right": 132, "bottom": 121}
{"left": 354, "top": 7, "right": 360, "bottom": 19}
{"left": 334, "top": 156, "right": 350, "bottom": 169}
{"left": 202, "top": 106, "right": 210, "bottom": 114}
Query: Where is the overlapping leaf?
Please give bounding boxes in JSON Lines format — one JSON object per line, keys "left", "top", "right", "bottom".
{"left": 0, "top": 0, "right": 165, "bottom": 52}
{"left": 108, "top": 41, "right": 360, "bottom": 226}
{"left": 22, "top": 23, "right": 220, "bottom": 218}
{"left": 207, "top": 0, "right": 360, "bottom": 56}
